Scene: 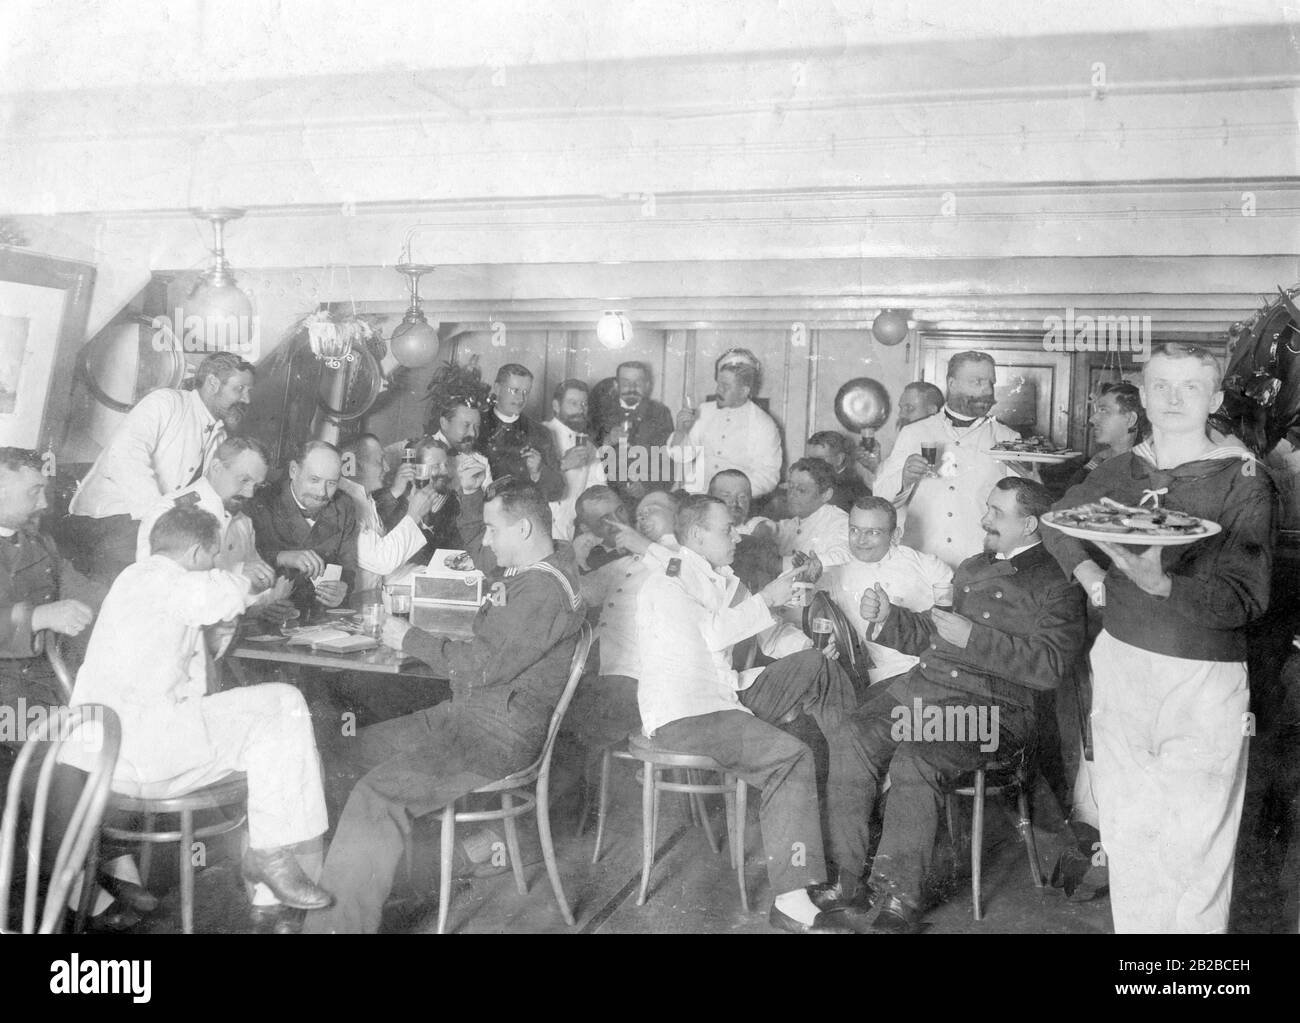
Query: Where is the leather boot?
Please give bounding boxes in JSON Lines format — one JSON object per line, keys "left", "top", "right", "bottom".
{"left": 242, "top": 846, "right": 335, "bottom": 911}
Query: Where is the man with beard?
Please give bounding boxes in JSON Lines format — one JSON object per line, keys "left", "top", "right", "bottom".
{"left": 387, "top": 437, "right": 470, "bottom": 564}
{"left": 426, "top": 371, "right": 493, "bottom": 493}
{"left": 672, "top": 360, "right": 783, "bottom": 498}
{"left": 478, "top": 364, "right": 564, "bottom": 501}
{"left": 544, "top": 379, "right": 606, "bottom": 539}
{"left": 831, "top": 478, "right": 1085, "bottom": 931}
{"left": 67, "top": 352, "right": 255, "bottom": 584}
{"left": 596, "top": 361, "right": 674, "bottom": 499}
{"left": 248, "top": 441, "right": 356, "bottom": 613}
{"left": 874, "top": 352, "right": 1024, "bottom": 568}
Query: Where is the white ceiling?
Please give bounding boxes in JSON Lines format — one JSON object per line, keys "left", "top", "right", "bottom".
{"left": 1, "top": 0, "right": 1293, "bottom": 94}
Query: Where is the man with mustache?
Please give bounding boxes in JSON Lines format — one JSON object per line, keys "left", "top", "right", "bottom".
{"left": 248, "top": 440, "right": 357, "bottom": 613}
{"left": 834, "top": 478, "right": 1085, "bottom": 931}
{"left": 596, "top": 361, "right": 675, "bottom": 500}
{"left": 874, "top": 352, "right": 1024, "bottom": 568}
{"left": 67, "top": 352, "right": 256, "bottom": 585}
{"left": 544, "top": 379, "right": 606, "bottom": 540}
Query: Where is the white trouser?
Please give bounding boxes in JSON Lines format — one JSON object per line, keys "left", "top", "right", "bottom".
{"left": 116, "top": 684, "right": 329, "bottom": 852}
{"left": 1090, "top": 631, "right": 1249, "bottom": 934}
{"left": 1071, "top": 739, "right": 1100, "bottom": 829}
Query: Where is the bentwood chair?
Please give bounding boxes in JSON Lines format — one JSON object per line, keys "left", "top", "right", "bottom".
{"left": 944, "top": 745, "right": 1044, "bottom": 921}
{"left": 625, "top": 733, "right": 750, "bottom": 912}
{"left": 48, "top": 635, "right": 250, "bottom": 935}
{"left": 0, "top": 704, "right": 122, "bottom": 933}
{"left": 432, "top": 622, "right": 593, "bottom": 934}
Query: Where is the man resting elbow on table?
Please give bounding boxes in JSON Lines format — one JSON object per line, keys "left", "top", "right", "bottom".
{"left": 303, "top": 477, "right": 586, "bottom": 934}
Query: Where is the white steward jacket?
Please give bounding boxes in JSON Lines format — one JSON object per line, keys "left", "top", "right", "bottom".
{"left": 636, "top": 545, "right": 808, "bottom": 735}
{"left": 673, "top": 400, "right": 783, "bottom": 497}
{"left": 544, "top": 417, "right": 607, "bottom": 541}
{"left": 70, "top": 556, "right": 254, "bottom": 794}
{"left": 70, "top": 388, "right": 225, "bottom": 521}
{"left": 874, "top": 412, "right": 1021, "bottom": 568}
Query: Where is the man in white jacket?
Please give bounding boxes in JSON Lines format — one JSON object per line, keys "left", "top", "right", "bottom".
{"left": 543, "top": 379, "right": 606, "bottom": 540}
{"left": 70, "top": 504, "right": 333, "bottom": 917}
{"left": 636, "top": 494, "right": 871, "bottom": 933}
{"left": 873, "top": 352, "right": 1022, "bottom": 568}
{"left": 671, "top": 362, "right": 783, "bottom": 497}
{"left": 67, "top": 352, "right": 255, "bottom": 584}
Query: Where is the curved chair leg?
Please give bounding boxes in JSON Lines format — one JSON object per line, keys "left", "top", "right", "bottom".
{"left": 691, "top": 771, "right": 720, "bottom": 854}
{"left": 437, "top": 806, "right": 456, "bottom": 934}
{"left": 724, "top": 785, "right": 737, "bottom": 870}
{"left": 1015, "top": 781, "right": 1044, "bottom": 887}
{"left": 536, "top": 776, "right": 575, "bottom": 925}
{"left": 500, "top": 793, "right": 528, "bottom": 896}
{"left": 74, "top": 832, "right": 100, "bottom": 933}
{"left": 971, "top": 770, "right": 986, "bottom": 922}
{"left": 592, "top": 748, "right": 613, "bottom": 864}
{"left": 138, "top": 813, "right": 156, "bottom": 885}
{"left": 734, "top": 778, "right": 749, "bottom": 913}
{"left": 179, "top": 809, "right": 195, "bottom": 935}
{"left": 636, "top": 764, "right": 656, "bottom": 906}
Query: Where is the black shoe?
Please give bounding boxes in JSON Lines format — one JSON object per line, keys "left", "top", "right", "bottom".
{"left": 807, "top": 882, "right": 841, "bottom": 912}
{"left": 380, "top": 893, "right": 440, "bottom": 934}
{"left": 100, "top": 875, "right": 159, "bottom": 914}
{"left": 249, "top": 904, "right": 304, "bottom": 934}
{"left": 241, "top": 847, "right": 334, "bottom": 911}
{"left": 85, "top": 901, "right": 143, "bottom": 933}
{"left": 768, "top": 904, "right": 855, "bottom": 934}
{"left": 869, "top": 894, "right": 920, "bottom": 934}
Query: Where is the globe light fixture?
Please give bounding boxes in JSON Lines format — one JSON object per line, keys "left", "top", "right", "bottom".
{"left": 390, "top": 263, "right": 441, "bottom": 368}
{"left": 183, "top": 208, "right": 257, "bottom": 355}
{"left": 871, "top": 308, "right": 911, "bottom": 346}
{"left": 596, "top": 310, "right": 633, "bottom": 349}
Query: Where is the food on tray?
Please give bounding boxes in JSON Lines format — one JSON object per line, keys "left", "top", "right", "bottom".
{"left": 1048, "top": 497, "right": 1207, "bottom": 536}
{"left": 444, "top": 551, "right": 476, "bottom": 572}
{"left": 992, "top": 436, "right": 1064, "bottom": 454}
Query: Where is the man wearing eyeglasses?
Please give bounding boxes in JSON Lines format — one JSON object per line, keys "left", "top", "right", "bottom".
{"left": 818, "top": 496, "right": 954, "bottom": 689}
{"left": 478, "top": 364, "right": 564, "bottom": 502}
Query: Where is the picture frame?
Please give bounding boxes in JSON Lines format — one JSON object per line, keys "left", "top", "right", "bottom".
{"left": 0, "top": 248, "right": 96, "bottom": 455}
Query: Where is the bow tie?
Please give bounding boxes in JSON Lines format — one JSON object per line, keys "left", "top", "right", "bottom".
{"left": 944, "top": 409, "right": 977, "bottom": 428}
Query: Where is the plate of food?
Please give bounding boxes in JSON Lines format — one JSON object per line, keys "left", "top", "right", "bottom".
{"left": 1042, "top": 497, "right": 1221, "bottom": 546}
{"left": 989, "top": 437, "right": 1082, "bottom": 463}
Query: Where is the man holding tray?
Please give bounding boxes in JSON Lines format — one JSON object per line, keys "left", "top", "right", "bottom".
{"left": 1042, "top": 343, "right": 1275, "bottom": 933}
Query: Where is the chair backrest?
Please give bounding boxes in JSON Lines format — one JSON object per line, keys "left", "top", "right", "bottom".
{"left": 531, "top": 622, "right": 594, "bottom": 789}
{"left": 0, "top": 704, "right": 121, "bottom": 933}
{"left": 46, "top": 632, "right": 75, "bottom": 702}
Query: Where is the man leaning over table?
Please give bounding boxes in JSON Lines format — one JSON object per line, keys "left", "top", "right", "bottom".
{"left": 303, "top": 478, "right": 586, "bottom": 933}
{"left": 66, "top": 351, "right": 255, "bottom": 585}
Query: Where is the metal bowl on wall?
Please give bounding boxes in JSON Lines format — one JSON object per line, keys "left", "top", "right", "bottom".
{"left": 833, "top": 377, "right": 891, "bottom": 432}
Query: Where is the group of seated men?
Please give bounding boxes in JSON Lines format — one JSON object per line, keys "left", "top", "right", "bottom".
{"left": 0, "top": 338, "right": 1274, "bottom": 935}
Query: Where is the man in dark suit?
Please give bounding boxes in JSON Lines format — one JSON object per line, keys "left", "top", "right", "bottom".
{"left": 0, "top": 447, "right": 101, "bottom": 731}
{"left": 595, "top": 361, "right": 675, "bottom": 500}
{"left": 247, "top": 440, "right": 358, "bottom": 613}
{"left": 478, "top": 364, "right": 564, "bottom": 501}
{"left": 303, "top": 478, "right": 586, "bottom": 933}
{"left": 830, "top": 477, "right": 1086, "bottom": 931}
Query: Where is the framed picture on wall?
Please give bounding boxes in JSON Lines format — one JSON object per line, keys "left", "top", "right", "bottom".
{"left": 0, "top": 249, "right": 95, "bottom": 454}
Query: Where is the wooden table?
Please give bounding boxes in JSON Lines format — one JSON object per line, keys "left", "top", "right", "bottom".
{"left": 229, "top": 601, "right": 478, "bottom": 679}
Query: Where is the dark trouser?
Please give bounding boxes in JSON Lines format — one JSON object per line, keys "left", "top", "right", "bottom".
{"left": 828, "top": 670, "right": 1031, "bottom": 906}
{"left": 303, "top": 695, "right": 545, "bottom": 934}
{"left": 653, "top": 649, "right": 864, "bottom": 897}
{"left": 1, "top": 660, "right": 65, "bottom": 752}
{"left": 63, "top": 514, "right": 139, "bottom": 587}
{"left": 563, "top": 671, "right": 641, "bottom": 769}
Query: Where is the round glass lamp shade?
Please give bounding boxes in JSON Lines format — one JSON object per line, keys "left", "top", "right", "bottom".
{"left": 871, "top": 309, "right": 910, "bottom": 346}
{"left": 389, "top": 315, "right": 440, "bottom": 368}
{"left": 182, "top": 278, "right": 256, "bottom": 354}
{"left": 596, "top": 311, "right": 633, "bottom": 349}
